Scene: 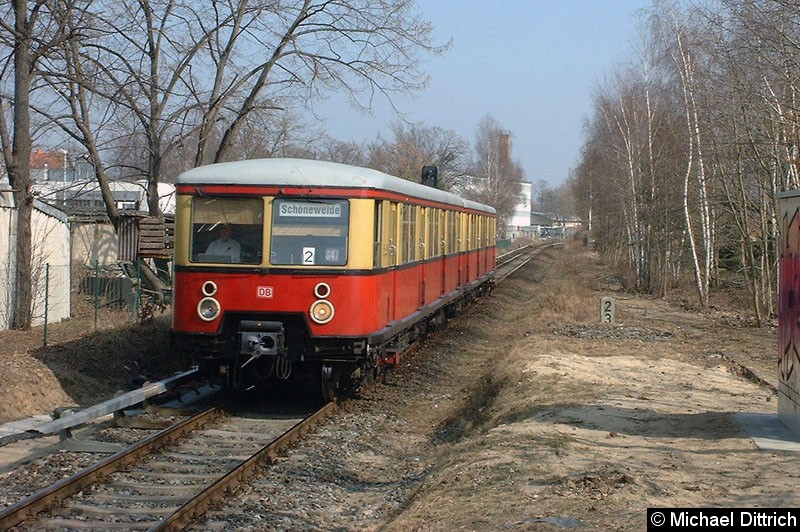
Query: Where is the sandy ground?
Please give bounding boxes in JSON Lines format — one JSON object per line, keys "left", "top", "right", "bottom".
{"left": 368, "top": 242, "right": 794, "bottom": 530}
{"left": 0, "top": 239, "right": 796, "bottom": 530}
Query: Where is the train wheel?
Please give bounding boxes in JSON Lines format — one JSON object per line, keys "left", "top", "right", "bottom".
{"left": 321, "top": 363, "right": 339, "bottom": 402}
{"left": 364, "top": 350, "right": 380, "bottom": 385}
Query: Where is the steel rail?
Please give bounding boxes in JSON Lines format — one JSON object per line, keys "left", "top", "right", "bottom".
{"left": 495, "top": 243, "right": 533, "bottom": 267}
{"left": 151, "top": 401, "right": 338, "bottom": 532}
{"left": 495, "top": 242, "right": 560, "bottom": 284}
{"left": 0, "top": 406, "right": 224, "bottom": 530}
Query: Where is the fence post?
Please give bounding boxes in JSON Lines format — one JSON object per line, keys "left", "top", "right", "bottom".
{"left": 94, "top": 260, "right": 99, "bottom": 330}
{"left": 43, "top": 263, "right": 49, "bottom": 346}
{"left": 135, "top": 258, "right": 142, "bottom": 320}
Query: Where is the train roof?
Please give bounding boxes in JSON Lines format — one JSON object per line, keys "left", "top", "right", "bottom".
{"left": 176, "top": 158, "right": 496, "bottom": 215}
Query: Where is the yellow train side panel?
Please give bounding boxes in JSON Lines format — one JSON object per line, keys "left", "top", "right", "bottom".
{"left": 174, "top": 195, "right": 193, "bottom": 265}
{"left": 346, "top": 199, "right": 376, "bottom": 269}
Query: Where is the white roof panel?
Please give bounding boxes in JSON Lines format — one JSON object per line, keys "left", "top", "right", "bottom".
{"left": 177, "top": 158, "right": 495, "bottom": 214}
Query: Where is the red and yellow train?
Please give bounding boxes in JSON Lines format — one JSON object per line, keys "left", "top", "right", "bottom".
{"left": 171, "top": 158, "right": 496, "bottom": 398}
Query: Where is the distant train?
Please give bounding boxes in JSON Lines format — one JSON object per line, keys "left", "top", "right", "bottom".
{"left": 171, "top": 159, "right": 496, "bottom": 399}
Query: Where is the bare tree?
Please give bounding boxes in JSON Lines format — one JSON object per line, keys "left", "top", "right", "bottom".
{"left": 77, "top": 1, "right": 227, "bottom": 216}
{"left": 367, "top": 121, "right": 469, "bottom": 185}
{"left": 27, "top": 0, "right": 443, "bottom": 223}
{"left": 574, "top": 15, "right": 687, "bottom": 296}
{"left": 34, "top": 2, "right": 123, "bottom": 227}
{"left": 702, "top": 0, "right": 800, "bottom": 322}
{"left": 656, "top": 4, "right": 714, "bottom": 307}
{"left": 0, "top": 0, "right": 71, "bottom": 329}
{"left": 317, "top": 138, "right": 367, "bottom": 166}
{"left": 207, "top": 0, "right": 448, "bottom": 165}
{"left": 575, "top": 0, "right": 800, "bottom": 322}
{"left": 534, "top": 179, "right": 574, "bottom": 217}
{"left": 465, "top": 115, "right": 523, "bottom": 233}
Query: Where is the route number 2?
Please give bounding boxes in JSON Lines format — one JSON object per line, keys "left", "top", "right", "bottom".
{"left": 303, "top": 247, "right": 316, "bottom": 265}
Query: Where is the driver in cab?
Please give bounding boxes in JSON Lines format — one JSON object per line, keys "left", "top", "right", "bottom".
{"left": 204, "top": 224, "right": 241, "bottom": 263}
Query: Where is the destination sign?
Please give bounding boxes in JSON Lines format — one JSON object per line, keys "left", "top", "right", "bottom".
{"left": 278, "top": 201, "right": 342, "bottom": 218}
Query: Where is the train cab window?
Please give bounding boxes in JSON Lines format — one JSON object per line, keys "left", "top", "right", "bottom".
{"left": 190, "top": 197, "right": 263, "bottom": 264}
{"left": 270, "top": 198, "right": 349, "bottom": 266}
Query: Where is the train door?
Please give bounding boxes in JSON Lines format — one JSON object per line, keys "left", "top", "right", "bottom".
{"left": 479, "top": 215, "right": 484, "bottom": 273}
{"left": 379, "top": 201, "right": 399, "bottom": 324}
{"left": 418, "top": 206, "right": 427, "bottom": 307}
{"left": 455, "top": 212, "right": 462, "bottom": 287}
{"left": 462, "top": 213, "right": 470, "bottom": 283}
{"left": 400, "top": 203, "right": 417, "bottom": 316}
{"left": 439, "top": 209, "right": 446, "bottom": 295}
{"left": 476, "top": 215, "right": 482, "bottom": 276}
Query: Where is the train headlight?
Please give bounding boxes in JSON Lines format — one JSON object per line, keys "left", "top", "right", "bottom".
{"left": 202, "top": 281, "right": 218, "bottom": 296}
{"left": 314, "top": 282, "right": 331, "bottom": 299}
{"left": 309, "top": 299, "right": 335, "bottom": 324}
{"left": 197, "top": 297, "right": 221, "bottom": 321}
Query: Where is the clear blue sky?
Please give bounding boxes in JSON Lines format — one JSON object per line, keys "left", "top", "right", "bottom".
{"left": 318, "top": 0, "right": 653, "bottom": 188}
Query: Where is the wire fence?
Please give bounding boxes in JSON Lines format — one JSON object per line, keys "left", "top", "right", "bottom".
{"left": 23, "top": 259, "right": 172, "bottom": 346}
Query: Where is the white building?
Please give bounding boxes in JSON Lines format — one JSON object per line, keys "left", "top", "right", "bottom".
{"left": 505, "top": 182, "right": 532, "bottom": 240}
{"left": 33, "top": 180, "right": 176, "bottom": 215}
{"left": 0, "top": 188, "right": 71, "bottom": 328}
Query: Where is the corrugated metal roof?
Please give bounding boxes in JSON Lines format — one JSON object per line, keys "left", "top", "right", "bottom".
{"left": 0, "top": 188, "right": 68, "bottom": 222}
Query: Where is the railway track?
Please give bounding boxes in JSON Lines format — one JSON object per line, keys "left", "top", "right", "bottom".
{"left": 0, "top": 403, "right": 335, "bottom": 531}
{"left": 495, "top": 241, "right": 560, "bottom": 283}
{"left": 1, "top": 242, "right": 558, "bottom": 531}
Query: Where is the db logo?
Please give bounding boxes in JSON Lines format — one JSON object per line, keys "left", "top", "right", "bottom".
{"left": 257, "top": 286, "right": 274, "bottom": 298}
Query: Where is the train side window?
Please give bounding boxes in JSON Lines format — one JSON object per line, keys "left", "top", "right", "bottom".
{"left": 417, "top": 207, "right": 430, "bottom": 260}
{"left": 428, "top": 208, "right": 439, "bottom": 259}
{"left": 386, "top": 202, "right": 398, "bottom": 266}
{"left": 446, "top": 210, "right": 456, "bottom": 255}
{"left": 190, "top": 197, "right": 263, "bottom": 264}
{"left": 401, "top": 203, "right": 416, "bottom": 264}
{"left": 373, "top": 202, "right": 382, "bottom": 268}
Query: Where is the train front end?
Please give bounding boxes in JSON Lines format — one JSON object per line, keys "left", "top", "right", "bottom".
{"left": 171, "top": 162, "right": 379, "bottom": 396}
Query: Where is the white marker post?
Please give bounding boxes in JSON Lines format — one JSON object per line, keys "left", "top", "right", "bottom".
{"left": 600, "top": 297, "right": 615, "bottom": 324}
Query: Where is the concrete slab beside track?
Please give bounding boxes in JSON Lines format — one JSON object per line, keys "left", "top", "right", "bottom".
{"left": 734, "top": 413, "right": 800, "bottom": 452}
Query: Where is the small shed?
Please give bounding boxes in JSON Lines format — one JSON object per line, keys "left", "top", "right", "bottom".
{"left": 0, "top": 187, "right": 71, "bottom": 328}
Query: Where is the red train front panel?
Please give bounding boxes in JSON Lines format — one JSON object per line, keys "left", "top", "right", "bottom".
{"left": 173, "top": 270, "right": 388, "bottom": 339}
